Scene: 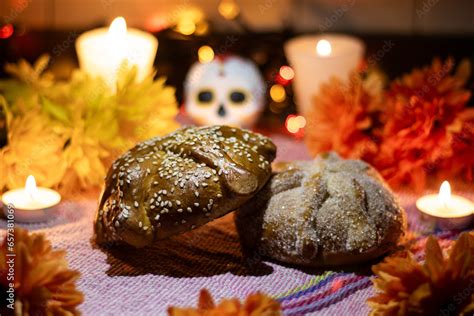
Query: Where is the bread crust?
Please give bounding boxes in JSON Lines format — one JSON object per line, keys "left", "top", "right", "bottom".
{"left": 236, "top": 152, "right": 407, "bottom": 267}
{"left": 95, "top": 126, "right": 276, "bottom": 247}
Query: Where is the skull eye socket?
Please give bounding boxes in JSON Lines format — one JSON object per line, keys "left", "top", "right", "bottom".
{"left": 229, "top": 90, "right": 247, "bottom": 105}
{"left": 196, "top": 90, "right": 214, "bottom": 105}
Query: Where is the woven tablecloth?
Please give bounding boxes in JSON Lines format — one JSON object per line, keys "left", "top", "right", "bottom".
{"left": 1, "top": 136, "right": 472, "bottom": 315}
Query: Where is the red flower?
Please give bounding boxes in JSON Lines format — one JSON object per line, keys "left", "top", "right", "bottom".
{"left": 305, "top": 58, "right": 473, "bottom": 190}
{"left": 374, "top": 59, "right": 472, "bottom": 190}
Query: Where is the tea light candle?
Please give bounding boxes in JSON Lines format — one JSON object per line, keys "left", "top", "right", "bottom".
{"left": 1, "top": 175, "right": 61, "bottom": 223}
{"left": 76, "top": 16, "right": 158, "bottom": 91}
{"left": 284, "top": 34, "right": 365, "bottom": 115}
{"left": 416, "top": 181, "right": 473, "bottom": 230}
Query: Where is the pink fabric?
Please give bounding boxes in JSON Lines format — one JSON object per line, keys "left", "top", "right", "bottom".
{"left": 0, "top": 136, "right": 472, "bottom": 315}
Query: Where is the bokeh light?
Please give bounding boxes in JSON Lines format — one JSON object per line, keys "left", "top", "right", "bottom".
{"left": 279, "top": 65, "right": 294, "bottom": 81}
{"left": 270, "top": 84, "right": 286, "bottom": 103}
{"left": 285, "top": 115, "right": 306, "bottom": 134}
{"left": 218, "top": 0, "right": 240, "bottom": 20}
{"left": 198, "top": 45, "right": 215, "bottom": 63}
{"left": 173, "top": 7, "right": 205, "bottom": 35}
{"left": 176, "top": 20, "right": 196, "bottom": 35}
{"left": 0, "top": 24, "right": 14, "bottom": 39}
{"left": 145, "top": 14, "right": 168, "bottom": 32}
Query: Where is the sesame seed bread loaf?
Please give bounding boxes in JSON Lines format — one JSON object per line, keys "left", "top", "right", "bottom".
{"left": 236, "top": 152, "right": 407, "bottom": 267}
{"left": 94, "top": 125, "right": 276, "bottom": 248}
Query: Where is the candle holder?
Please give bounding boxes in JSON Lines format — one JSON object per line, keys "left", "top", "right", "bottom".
{"left": 416, "top": 181, "right": 473, "bottom": 230}
{"left": 1, "top": 176, "right": 61, "bottom": 223}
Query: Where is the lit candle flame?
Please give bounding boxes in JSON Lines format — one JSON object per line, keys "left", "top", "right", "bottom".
{"left": 316, "top": 39, "right": 332, "bottom": 57}
{"left": 107, "top": 17, "right": 127, "bottom": 62}
{"left": 438, "top": 180, "right": 451, "bottom": 209}
{"left": 25, "top": 175, "right": 37, "bottom": 202}
{"left": 108, "top": 17, "right": 127, "bottom": 42}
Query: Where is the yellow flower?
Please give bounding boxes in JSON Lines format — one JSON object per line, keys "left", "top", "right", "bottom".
{"left": 61, "top": 125, "right": 110, "bottom": 193}
{"left": 1, "top": 56, "right": 180, "bottom": 194}
{"left": 0, "top": 108, "right": 67, "bottom": 190}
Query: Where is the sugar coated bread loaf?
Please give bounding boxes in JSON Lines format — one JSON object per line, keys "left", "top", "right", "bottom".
{"left": 236, "top": 152, "right": 407, "bottom": 266}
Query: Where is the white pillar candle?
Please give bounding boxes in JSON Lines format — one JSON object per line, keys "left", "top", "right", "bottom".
{"left": 284, "top": 34, "right": 365, "bottom": 116}
{"left": 416, "top": 181, "right": 473, "bottom": 230}
{"left": 75, "top": 17, "right": 158, "bottom": 91}
{"left": 1, "top": 175, "right": 61, "bottom": 223}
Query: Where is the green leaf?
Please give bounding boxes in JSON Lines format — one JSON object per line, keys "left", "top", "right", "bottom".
{"left": 40, "top": 96, "right": 70, "bottom": 125}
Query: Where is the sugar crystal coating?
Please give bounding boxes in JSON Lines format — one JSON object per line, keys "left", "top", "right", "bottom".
{"left": 236, "top": 152, "right": 407, "bottom": 267}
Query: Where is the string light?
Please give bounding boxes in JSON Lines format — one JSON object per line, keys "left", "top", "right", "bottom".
{"left": 270, "top": 84, "right": 286, "bottom": 103}
{"left": 176, "top": 20, "right": 196, "bottom": 35}
{"left": 279, "top": 66, "right": 294, "bottom": 81}
{"left": 0, "top": 24, "right": 14, "bottom": 39}
{"left": 174, "top": 7, "right": 205, "bottom": 35}
{"left": 218, "top": 0, "right": 240, "bottom": 20}
{"left": 294, "top": 115, "right": 306, "bottom": 128}
{"left": 285, "top": 115, "right": 306, "bottom": 134}
{"left": 198, "top": 45, "right": 215, "bottom": 63}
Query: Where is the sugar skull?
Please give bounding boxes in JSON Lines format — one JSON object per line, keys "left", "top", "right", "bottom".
{"left": 184, "top": 55, "right": 265, "bottom": 127}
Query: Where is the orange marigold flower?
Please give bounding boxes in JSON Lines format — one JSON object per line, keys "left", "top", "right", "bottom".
{"left": 368, "top": 232, "right": 474, "bottom": 316}
{"left": 305, "top": 71, "right": 384, "bottom": 161}
{"left": 0, "top": 228, "right": 84, "bottom": 315}
{"left": 168, "top": 289, "right": 281, "bottom": 316}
